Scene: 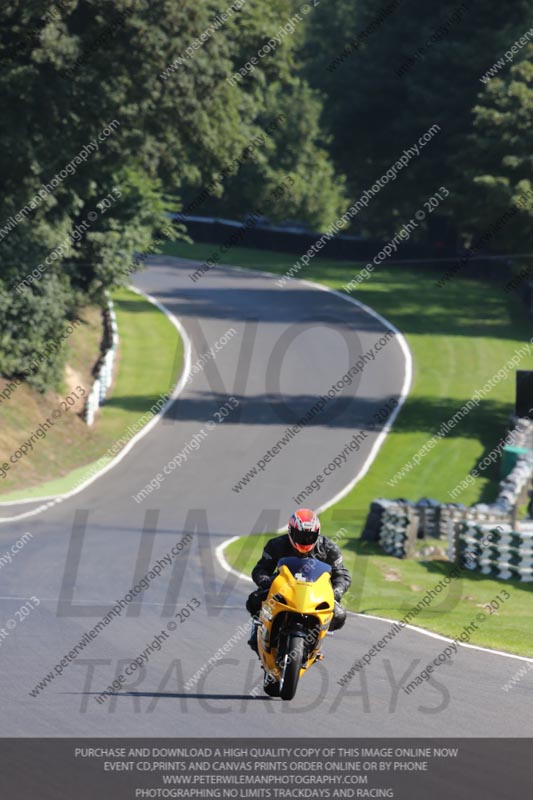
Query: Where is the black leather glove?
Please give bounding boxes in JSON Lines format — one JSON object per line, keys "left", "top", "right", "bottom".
{"left": 333, "top": 588, "right": 343, "bottom": 603}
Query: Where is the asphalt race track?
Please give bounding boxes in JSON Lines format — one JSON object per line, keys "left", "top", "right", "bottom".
{"left": 0, "top": 256, "right": 531, "bottom": 737}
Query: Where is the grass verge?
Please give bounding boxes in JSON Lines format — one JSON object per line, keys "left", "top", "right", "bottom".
{"left": 165, "top": 239, "right": 533, "bottom": 656}
{"left": 0, "top": 287, "right": 182, "bottom": 501}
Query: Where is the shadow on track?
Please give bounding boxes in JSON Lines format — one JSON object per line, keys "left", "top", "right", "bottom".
{"left": 66, "top": 691, "right": 273, "bottom": 701}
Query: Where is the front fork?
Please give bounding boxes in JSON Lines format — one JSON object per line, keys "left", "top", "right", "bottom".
{"left": 276, "top": 620, "right": 314, "bottom": 667}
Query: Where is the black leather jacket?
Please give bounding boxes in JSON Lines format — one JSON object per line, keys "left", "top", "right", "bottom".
{"left": 251, "top": 533, "right": 351, "bottom": 599}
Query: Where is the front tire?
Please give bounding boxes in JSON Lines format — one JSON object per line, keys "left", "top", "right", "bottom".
{"left": 280, "top": 635, "right": 304, "bottom": 701}
{"left": 263, "top": 673, "right": 280, "bottom": 697}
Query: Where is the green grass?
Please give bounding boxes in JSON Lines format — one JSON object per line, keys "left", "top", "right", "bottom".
{"left": 226, "top": 533, "right": 532, "bottom": 656}
{"left": 165, "top": 239, "right": 533, "bottom": 656}
{"left": 0, "top": 287, "right": 183, "bottom": 501}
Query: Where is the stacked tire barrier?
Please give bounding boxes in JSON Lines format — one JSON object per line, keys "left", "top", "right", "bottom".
{"left": 451, "top": 522, "right": 533, "bottom": 582}
{"left": 416, "top": 497, "right": 441, "bottom": 538}
{"left": 378, "top": 505, "right": 418, "bottom": 558}
{"left": 84, "top": 295, "right": 119, "bottom": 425}
{"left": 438, "top": 503, "right": 509, "bottom": 537}
{"left": 447, "top": 419, "right": 533, "bottom": 579}
{"left": 506, "top": 415, "right": 533, "bottom": 451}
{"left": 499, "top": 455, "right": 532, "bottom": 510}
{"left": 364, "top": 498, "right": 514, "bottom": 559}
{"left": 364, "top": 418, "right": 532, "bottom": 564}
{"left": 496, "top": 417, "right": 533, "bottom": 515}
{"left": 360, "top": 498, "right": 396, "bottom": 542}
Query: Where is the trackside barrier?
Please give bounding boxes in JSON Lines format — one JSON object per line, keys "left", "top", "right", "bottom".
{"left": 367, "top": 417, "right": 533, "bottom": 563}
{"left": 378, "top": 505, "right": 418, "bottom": 558}
{"left": 440, "top": 504, "right": 510, "bottom": 536}
{"left": 451, "top": 522, "right": 533, "bottom": 582}
{"left": 360, "top": 498, "right": 393, "bottom": 542}
{"left": 84, "top": 294, "right": 119, "bottom": 425}
{"left": 417, "top": 497, "right": 441, "bottom": 538}
{"left": 368, "top": 499, "right": 513, "bottom": 560}
{"left": 176, "top": 215, "right": 517, "bottom": 278}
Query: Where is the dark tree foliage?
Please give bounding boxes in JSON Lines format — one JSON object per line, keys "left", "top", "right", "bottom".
{"left": 0, "top": 0, "right": 344, "bottom": 388}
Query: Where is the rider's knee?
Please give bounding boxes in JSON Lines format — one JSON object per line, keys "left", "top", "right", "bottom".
{"left": 246, "top": 588, "right": 266, "bottom": 616}
{"left": 330, "top": 601, "right": 347, "bottom": 631}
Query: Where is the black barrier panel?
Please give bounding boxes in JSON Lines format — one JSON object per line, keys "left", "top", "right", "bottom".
{"left": 176, "top": 216, "right": 513, "bottom": 282}
{"left": 0, "top": 738, "right": 532, "bottom": 799}
{"left": 516, "top": 371, "right": 533, "bottom": 419}
{"left": 181, "top": 217, "right": 435, "bottom": 261}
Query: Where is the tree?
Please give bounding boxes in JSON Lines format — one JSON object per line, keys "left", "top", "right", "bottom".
{"left": 0, "top": 0, "right": 345, "bottom": 387}
{"left": 458, "top": 45, "right": 533, "bottom": 250}
{"left": 300, "top": 0, "right": 532, "bottom": 243}
{"left": 196, "top": 79, "right": 347, "bottom": 230}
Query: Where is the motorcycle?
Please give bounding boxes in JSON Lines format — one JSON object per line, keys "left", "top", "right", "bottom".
{"left": 257, "top": 556, "right": 335, "bottom": 700}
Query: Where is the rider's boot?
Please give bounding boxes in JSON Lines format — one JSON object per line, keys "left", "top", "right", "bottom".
{"left": 247, "top": 618, "right": 259, "bottom": 654}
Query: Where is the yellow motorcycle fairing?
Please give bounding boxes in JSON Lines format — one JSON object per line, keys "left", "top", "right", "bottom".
{"left": 257, "top": 561, "right": 335, "bottom": 682}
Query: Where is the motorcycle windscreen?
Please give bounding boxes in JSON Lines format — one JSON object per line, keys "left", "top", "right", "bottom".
{"left": 277, "top": 556, "right": 332, "bottom": 582}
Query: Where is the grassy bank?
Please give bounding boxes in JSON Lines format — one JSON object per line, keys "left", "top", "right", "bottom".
{"left": 165, "top": 239, "right": 533, "bottom": 656}
{"left": 0, "top": 287, "right": 183, "bottom": 501}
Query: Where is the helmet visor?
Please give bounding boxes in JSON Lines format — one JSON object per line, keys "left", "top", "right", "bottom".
{"left": 290, "top": 527, "right": 319, "bottom": 547}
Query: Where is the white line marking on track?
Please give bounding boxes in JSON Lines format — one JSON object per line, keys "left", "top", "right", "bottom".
{"left": 4, "top": 261, "right": 527, "bottom": 665}
{"left": 215, "top": 267, "right": 533, "bottom": 665}
{"left": 217, "top": 545, "right": 533, "bottom": 665}
{"left": 0, "top": 596, "right": 179, "bottom": 607}
{"left": 300, "top": 279, "right": 412, "bottom": 516}
{"left": 0, "top": 287, "right": 192, "bottom": 524}
{"left": 215, "top": 536, "right": 253, "bottom": 584}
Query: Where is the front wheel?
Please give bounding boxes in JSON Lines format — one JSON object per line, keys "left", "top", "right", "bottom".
{"left": 279, "top": 635, "right": 304, "bottom": 701}
{"left": 263, "top": 673, "right": 280, "bottom": 697}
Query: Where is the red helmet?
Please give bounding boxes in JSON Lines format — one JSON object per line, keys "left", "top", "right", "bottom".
{"left": 288, "top": 508, "right": 320, "bottom": 554}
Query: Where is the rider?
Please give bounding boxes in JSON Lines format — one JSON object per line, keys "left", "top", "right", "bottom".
{"left": 246, "top": 508, "right": 351, "bottom": 654}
